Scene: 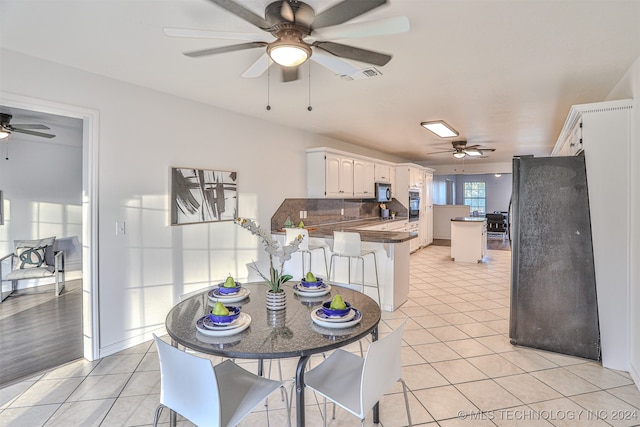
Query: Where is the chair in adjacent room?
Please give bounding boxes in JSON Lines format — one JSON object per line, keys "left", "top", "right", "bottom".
{"left": 285, "top": 228, "right": 329, "bottom": 278}
{"left": 152, "top": 334, "right": 290, "bottom": 427}
{"left": 304, "top": 320, "right": 411, "bottom": 427}
{"left": 0, "top": 236, "right": 65, "bottom": 303}
{"left": 328, "top": 231, "right": 380, "bottom": 305}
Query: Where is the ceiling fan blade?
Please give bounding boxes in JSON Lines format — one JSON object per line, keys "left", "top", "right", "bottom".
{"left": 10, "top": 124, "right": 50, "bottom": 130}
{"left": 241, "top": 54, "right": 271, "bottom": 78}
{"left": 310, "top": 50, "right": 361, "bottom": 76}
{"left": 12, "top": 128, "right": 55, "bottom": 138}
{"left": 281, "top": 66, "right": 299, "bottom": 82}
{"left": 313, "top": 0, "right": 387, "bottom": 29}
{"left": 427, "top": 150, "right": 455, "bottom": 155}
{"left": 313, "top": 41, "right": 391, "bottom": 66}
{"left": 206, "top": 0, "right": 271, "bottom": 30}
{"left": 184, "top": 42, "right": 267, "bottom": 58}
{"left": 163, "top": 28, "right": 267, "bottom": 42}
{"left": 312, "top": 16, "right": 409, "bottom": 40}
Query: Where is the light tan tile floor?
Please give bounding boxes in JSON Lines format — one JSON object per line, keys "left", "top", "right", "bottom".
{"left": 1, "top": 245, "right": 639, "bottom": 426}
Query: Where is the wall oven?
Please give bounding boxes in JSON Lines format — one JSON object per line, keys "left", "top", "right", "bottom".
{"left": 409, "top": 190, "right": 420, "bottom": 222}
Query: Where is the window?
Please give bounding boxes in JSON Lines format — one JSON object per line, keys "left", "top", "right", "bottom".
{"left": 463, "top": 182, "right": 486, "bottom": 214}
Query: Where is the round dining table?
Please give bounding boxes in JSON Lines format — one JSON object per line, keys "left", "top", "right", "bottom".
{"left": 165, "top": 281, "right": 381, "bottom": 427}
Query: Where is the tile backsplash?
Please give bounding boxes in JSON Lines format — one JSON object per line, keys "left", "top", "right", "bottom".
{"left": 271, "top": 198, "right": 407, "bottom": 230}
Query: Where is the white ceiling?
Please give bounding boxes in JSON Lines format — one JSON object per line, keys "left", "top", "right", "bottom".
{"left": 1, "top": 0, "right": 638, "bottom": 166}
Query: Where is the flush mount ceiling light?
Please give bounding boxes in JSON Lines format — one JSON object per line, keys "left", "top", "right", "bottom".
{"left": 267, "top": 30, "right": 312, "bottom": 67}
{"left": 420, "top": 120, "right": 459, "bottom": 138}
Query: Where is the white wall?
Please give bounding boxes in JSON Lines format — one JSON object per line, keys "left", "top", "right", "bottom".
{"left": 606, "top": 55, "right": 640, "bottom": 388}
{"left": 0, "top": 49, "right": 402, "bottom": 355}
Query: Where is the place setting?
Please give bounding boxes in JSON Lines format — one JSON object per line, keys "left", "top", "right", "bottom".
{"left": 207, "top": 275, "right": 251, "bottom": 303}
{"left": 292, "top": 272, "right": 332, "bottom": 297}
{"left": 195, "top": 301, "right": 252, "bottom": 337}
{"left": 310, "top": 294, "right": 362, "bottom": 329}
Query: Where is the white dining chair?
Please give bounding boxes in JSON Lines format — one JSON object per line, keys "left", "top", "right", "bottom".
{"left": 285, "top": 228, "right": 329, "bottom": 278}
{"left": 328, "top": 231, "right": 381, "bottom": 305}
{"left": 152, "top": 334, "right": 291, "bottom": 427}
{"left": 304, "top": 320, "right": 411, "bottom": 427}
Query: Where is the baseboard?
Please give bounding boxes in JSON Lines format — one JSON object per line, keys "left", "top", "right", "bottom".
{"left": 98, "top": 327, "right": 167, "bottom": 358}
{"left": 630, "top": 360, "right": 640, "bottom": 391}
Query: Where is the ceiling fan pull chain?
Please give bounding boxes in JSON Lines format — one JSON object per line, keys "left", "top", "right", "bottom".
{"left": 307, "top": 62, "right": 312, "bottom": 111}
{"left": 266, "top": 63, "right": 271, "bottom": 111}
{"left": 5, "top": 140, "right": 9, "bottom": 160}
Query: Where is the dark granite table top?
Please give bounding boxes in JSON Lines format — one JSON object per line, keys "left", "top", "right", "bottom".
{"left": 273, "top": 217, "right": 416, "bottom": 243}
{"left": 451, "top": 217, "right": 487, "bottom": 222}
{"left": 165, "top": 282, "right": 381, "bottom": 359}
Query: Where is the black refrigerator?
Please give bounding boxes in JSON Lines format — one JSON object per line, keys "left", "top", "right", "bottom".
{"left": 509, "top": 155, "right": 600, "bottom": 360}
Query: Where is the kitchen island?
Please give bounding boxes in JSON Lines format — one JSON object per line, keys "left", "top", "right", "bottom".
{"left": 450, "top": 217, "right": 487, "bottom": 263}
{"left": 272, "top": 218, "right": 416, "bottom": 312}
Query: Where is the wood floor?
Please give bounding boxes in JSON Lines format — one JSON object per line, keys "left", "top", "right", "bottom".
{"left": 0, "top": 280, "right": 83, "bottom": 386}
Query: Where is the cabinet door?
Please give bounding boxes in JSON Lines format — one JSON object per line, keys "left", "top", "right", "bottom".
{"left": 340, "top": 157, "right": 354, "bottom": 196}
{"left": 354, "top": 160, "right": 375, "bottom": 197}
{"left": 325, "top": 153, "right": 343, "bottom": 198}
{"left": 374, "top": 163, "right": 391, "bottom": 182}
{"left": 423, "top": 172, "right": 433, "bottom": 206}
{"left": 410, "top": 167, "right": 423, "bottom": 188}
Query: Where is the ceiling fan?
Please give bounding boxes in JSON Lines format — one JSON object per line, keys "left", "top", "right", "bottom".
{"left": 164, "top": 0, "right": 410, "bottom": 82}
{"left": 429, "top": 141, "right": 495, "bottom": 159}
{"left": 0, "top": 113, "right": 56, "bottom": 139}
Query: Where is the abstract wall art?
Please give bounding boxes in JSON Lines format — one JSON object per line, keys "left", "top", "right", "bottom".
{"left": 171, "top": 167, "right": 237, "bottom": 225}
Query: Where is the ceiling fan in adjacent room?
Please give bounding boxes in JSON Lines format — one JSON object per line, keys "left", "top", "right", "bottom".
{"left": 0, "top": 113, "right": 56, "bottom": 139}
{"left": 428, "top": 141, "right": 495, "bottom": 159}
{"left": 164, "top": 0, "right": 410, "bottom": 82}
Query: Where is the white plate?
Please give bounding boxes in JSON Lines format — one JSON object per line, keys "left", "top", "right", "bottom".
{"left": 195, "top": 313, "right": 251, "bottom": 336}
{"left": 293, "top": 283, "right": 331, "bottom": 297}
{"left": 202, "top": 315, "right": 240, "bottom": 330}
{"left": 311, "top": 309, "right": 362, "bottom": 329}
{"left": 208, "top": 287, "right": 251, "bottom": 303}
{"left": 313, "top": 307, "right": 357, "bottom": 323}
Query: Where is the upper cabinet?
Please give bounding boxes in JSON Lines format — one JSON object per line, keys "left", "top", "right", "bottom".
{"left": 324, "top": 152, "right": 354, "bottom": 198}
{"left": 410, "top": 167, "right": 423, "bottom": 188}
{"left": 353, "top": 159, "right": 375, "bottom": 198}
{"left": 374, "top": 162, "right": 392, "bottom": 183}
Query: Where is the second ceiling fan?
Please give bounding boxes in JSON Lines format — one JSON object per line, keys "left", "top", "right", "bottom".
{"left": 164, "top": 0, "right": 410, "bottom": 82}
{"left": 429, "top": 141, "right": 496, "bottom": 159}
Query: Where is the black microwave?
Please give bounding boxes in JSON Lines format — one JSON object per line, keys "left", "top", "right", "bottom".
{"left": 375, "top": 183, "right": 392, "bottom": 202}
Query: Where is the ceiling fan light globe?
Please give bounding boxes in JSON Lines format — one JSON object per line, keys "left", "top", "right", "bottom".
{"left": 269, "top": 45, "right": 309, "bottom": 66}
{"left": 0, "top": 126, "right": 10, "bottom": 139}
{"left": 453, "top": 151, "right": 466, "bottom": 159}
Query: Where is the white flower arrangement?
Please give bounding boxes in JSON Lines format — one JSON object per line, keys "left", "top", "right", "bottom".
{"left": 235, "top": 217, "right": 303, "bottom": 293}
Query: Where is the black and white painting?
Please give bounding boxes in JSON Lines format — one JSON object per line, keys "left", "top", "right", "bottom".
{"left": 171, "top": 168, "right": 237, "bottom": 225}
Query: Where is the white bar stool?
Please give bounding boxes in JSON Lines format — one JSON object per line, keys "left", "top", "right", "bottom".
{"left": 285, "top": 228, "right": 329, "bottom": 278}
{"left": 328, "top": 231, "right": 380, "bottom": 305}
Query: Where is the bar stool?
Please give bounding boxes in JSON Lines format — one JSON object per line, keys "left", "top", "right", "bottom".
{"left": 285, "top": 228, "right": 329, "bottom": 278}
{"left": 328, "top": 231, "right": 380, "bottom": 305}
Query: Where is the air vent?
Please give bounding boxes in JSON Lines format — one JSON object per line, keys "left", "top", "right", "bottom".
{"left": 340, "top": 67, "right": 382, "bottom": 80}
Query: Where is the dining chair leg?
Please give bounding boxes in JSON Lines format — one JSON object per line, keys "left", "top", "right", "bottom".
{"left": 152, "top": 405, "right": 163, "bottom": 427}
{"left": 400, "top": 378, "right": 413, "bottom": 427}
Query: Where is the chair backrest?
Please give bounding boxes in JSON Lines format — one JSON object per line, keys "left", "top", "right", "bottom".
{"left": 333, "top": 231, "right": 362, "bottom": 257}
{"left": 286, "top": 228, "right": 309, "bottom": 251}
{"left": 360, "top": 320, "right": 407, "bottom": 415}
{"left": 153, "top": 335, "right": 221, "bottom": 427}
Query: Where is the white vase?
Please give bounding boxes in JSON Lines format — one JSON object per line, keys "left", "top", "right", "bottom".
{"left": 265, "top": 290, "right": 286, "bottom": 311}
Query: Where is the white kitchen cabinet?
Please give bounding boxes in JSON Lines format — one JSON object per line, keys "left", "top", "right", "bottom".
{"left": 451, "top": 218, "right": 487, "bottom": 263}
{"left": 307, "top": 150, "right": 354, "bottom": 198}
{"left": 374, "top": 162, "right": 392, "bottom": 183}
{"left": 354, "top": 159, "right": 375, "bottom": 198}
{"left": 410, "top": 167, "right": 423, "bottom": 188}
{"left": 406, "top": 221, "right": 420, "bottom": 253}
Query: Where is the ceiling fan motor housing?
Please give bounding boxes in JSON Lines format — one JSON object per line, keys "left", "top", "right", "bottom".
{"left": 265, "top": 1, "right": 315, "bottom": 33}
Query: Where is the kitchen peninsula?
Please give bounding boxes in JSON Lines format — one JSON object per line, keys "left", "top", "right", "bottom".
{"left": 271, "top": 199, "right": 416, "bottom": 312}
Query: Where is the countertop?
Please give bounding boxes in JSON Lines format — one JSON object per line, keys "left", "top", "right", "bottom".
{"left": 273, "top": 217, "right": 416, "bottom": 244}
{"left": 451, "top": 217, "right": 487, "bottom": 222}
